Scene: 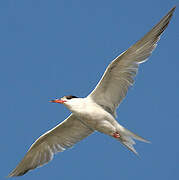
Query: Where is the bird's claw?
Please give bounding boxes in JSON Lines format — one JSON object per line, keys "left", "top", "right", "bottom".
{"left": 112, "top": 132, "right": 121, "bottom": 138}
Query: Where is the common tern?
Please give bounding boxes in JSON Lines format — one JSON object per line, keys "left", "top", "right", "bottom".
{"left": 8, "top": 6, "right": 176, "bottom": 177}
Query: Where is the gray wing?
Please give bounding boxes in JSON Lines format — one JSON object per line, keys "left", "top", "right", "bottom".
{"left": 89, "top": 7, "right": 175, "bottom": 117}
{"left": 8, "top": 114, "right": 94, "bottom": 177}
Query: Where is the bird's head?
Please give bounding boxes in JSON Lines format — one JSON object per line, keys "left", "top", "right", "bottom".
{"left": 50, "top": 95, "right": 82, "bottom": 112}
{"left": 50, "top": 95, "right": 78, "bottom": 104}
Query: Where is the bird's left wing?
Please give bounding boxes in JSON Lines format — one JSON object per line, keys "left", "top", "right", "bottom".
{"left": 89, "top": 7, "right": 175, "bottom": 117}
{"left": 8, "top": 114, "right": 94, "bottom": 177}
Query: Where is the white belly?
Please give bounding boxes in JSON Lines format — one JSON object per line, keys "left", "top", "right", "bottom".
{"left": 67, "top": 97, "right": 119, "bottom": 135}
{"left": 76, "top": 105, "right": 118, "bottom": 135}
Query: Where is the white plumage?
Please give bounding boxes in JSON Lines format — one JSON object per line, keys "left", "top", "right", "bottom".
{"left": 8, "top": 6, "right": 175, "bottom": 177}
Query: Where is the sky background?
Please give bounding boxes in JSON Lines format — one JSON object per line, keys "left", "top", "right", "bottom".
{"left": 1, "top": 0, "right": 178, "bottom": 179}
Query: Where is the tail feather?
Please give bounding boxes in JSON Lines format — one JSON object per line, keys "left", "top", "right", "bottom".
{"left": 117, "top": 125, "right": 150, "bottom": 155}
{"left": 120, "top": 139, "right": 139, "bottom": 156}
{"left": 123, "top": 127, "right": 150, "bottom": 143}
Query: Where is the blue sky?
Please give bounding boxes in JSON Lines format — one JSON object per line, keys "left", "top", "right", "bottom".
{"left": 1, "top": 0, "right": 178, "bottom": 179}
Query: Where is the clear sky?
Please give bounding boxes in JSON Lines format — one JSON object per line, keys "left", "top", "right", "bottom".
{"left": 1, "top": 0, "right": 178, "bottom": 179}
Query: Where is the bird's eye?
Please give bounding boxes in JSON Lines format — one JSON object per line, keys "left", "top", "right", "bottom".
{"left": 65, "top": 95, "right": 78, "bottom": 100}
{"left": 66, "top": 96, "right": 72, "bottom": 100}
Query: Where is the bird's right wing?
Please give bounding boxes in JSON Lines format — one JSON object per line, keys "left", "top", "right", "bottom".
{"left": 8, "top": 114, "right": 94, "bottom": 177}
{"left": 89, "top": 7, "right": 175, "bottom": 117}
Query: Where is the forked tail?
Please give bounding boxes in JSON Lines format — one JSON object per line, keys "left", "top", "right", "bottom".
{"left": 117, "top": 125, "right": 150, "bottom": 155}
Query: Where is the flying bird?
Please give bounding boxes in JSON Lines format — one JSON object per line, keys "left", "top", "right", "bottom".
{"left": 8, "top": 6, "right": 176, "bottom": 177}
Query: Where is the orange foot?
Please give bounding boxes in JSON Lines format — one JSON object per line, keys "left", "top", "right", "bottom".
{"left": 112, "top": 132, "right": 121, "bottom": 138}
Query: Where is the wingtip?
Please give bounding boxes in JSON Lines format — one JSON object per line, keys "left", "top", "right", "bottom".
{"left": 7, "top": 173, "right": 14, "bottom": 178}
{"left": 7, "top": 170, "right": 28, "bottom": 178}
{"left": 7, "top": 168, "right": 18, "bottom": 178}
{"left": 172, "top": 6, "right": 176, "bottom": 11}
{"left": 7, "top": 166, "right": 29, "bottom": 178}
{"left": 7, "top": 171, "right": 14, "bottom": 178}
{"left": 164, "top": 6, "right": 176, "bottom": 22}
{"left": 6, "top": 174, "right": 11, "bottom": 179}
{"left": 7, "top": 171, "right": 17, "bottom": 178}
{"left": 167, "top": 6, "right": 176, "bottom": 17}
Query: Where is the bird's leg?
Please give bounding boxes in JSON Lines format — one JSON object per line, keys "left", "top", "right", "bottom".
{"left": 112, "top": 132, "right": 121, "bottom": 138}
